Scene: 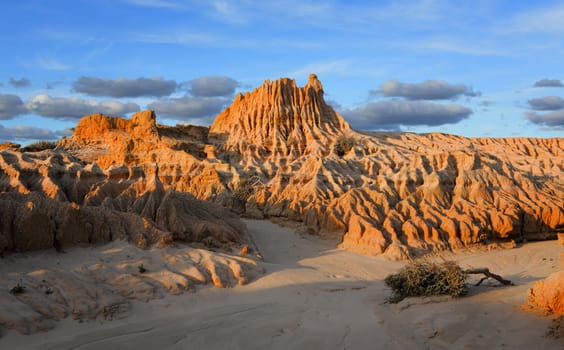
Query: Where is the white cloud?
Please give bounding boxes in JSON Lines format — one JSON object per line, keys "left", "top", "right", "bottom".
{"left": 506, "top": 4, "right": 564, "bottom": 34}
{"left": 528, "top": 96, "right": 564, "bottom": 111}
{"left": 418, "top": 39, "right": 506, "bottom": 56}
{"left": 343, "top": 100, "right": 472, "bottom": 130}
{"left": 188, "top": 76, "right": 239, "bottom": 97}
{"left": 376, "top": 79, "right": 480, "bottom": 100}
{"left": 73, "top": 77, "right": 178, "bottom": 97}
{"left": 36, "top": 57, "right": 71, "bottom": 71}
{"left": 211, "top": 1, "right": 249, "bottom": 24}
{"left": 0, "top": 94, "right": 27, "bottom": 120}
{"left": 148, "top": 95, "right": 229, "bottom": 122}
{"left": 9, "top": 77, "right": 31, "bottom": 88}
{"left": 0, "top": 124, "right": 64, "bottom": 142}
{"left": 533, "top": 78, "right": 563, "bottom": 88}
{"left": 132, "top": 31, "right": 214, "bottom": 45}
{"left": 525, "top": 110, "right": 564, "bottom": 127}
{"left": 27, "top": 94, "right": 140, "bottom": 119}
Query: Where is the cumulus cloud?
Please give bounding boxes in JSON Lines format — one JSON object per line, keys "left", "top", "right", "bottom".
{"left": 375, "top": 79, "right": 480, "bottom": 100}
{"left": 0, "top": 124, "right": 63, "bottom": 142}
{"left": 188, "top": 76, "right": 239, "bottom": 97}
{"left": 73, "top": 76, "right": 178, "bottom": 97}
{"left": 534, "top": 79, "right": 563, "bottom": 87}
{"left": 528, "top": 96, "right": 564, "bottom": 111}
{"left": 148, "top": 96, "right": 229, "bottom": 122}
{"left": 525, "top": 110, "right": 564, "bottom": 127}
{"left": 9, "top": 77, "right": 31, "bottom": 88}
{"left": 27, "top": 94, "right": 140, "bottom": 119}
{"left": 343, "top": 100, "right": 472, "bottom": 130}
{"left": 0, "top": 94, "right": 28, "bottom": 119}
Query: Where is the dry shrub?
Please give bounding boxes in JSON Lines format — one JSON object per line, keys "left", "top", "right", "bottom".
{"left": 334, "top": 136, "right": 354, "bottom": 157}
{"left": 547, "top": 316, "right": 564, "bottom": 339}
{"left": 384, "top": 261, "right": 468, "bottom": 303}
{"left": 21, "top": 140, "right": 57, "bottom": 152}
{"left": 232, "top": 171, "right": 263, "bottom": 202}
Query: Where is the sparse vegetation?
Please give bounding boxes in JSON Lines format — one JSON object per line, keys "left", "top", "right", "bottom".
{"left": 384, "top": 261, "right": 514, "bottom": 303}
{"left": 9, "top": 280, "right": 26, "bottom": 295}
{"left": 138, "top": 264, "right": 147, "bottom": 274}
{"left": 175, "top": 123, "right": 191, "bottom": 131}
{"left": 21, "top": 140, "right": 57, "bottom": 152}
{"left": 384, "top": 261, "right": 468, "bottom": 303}
{"left": 334, "top": 136, "right": 355, "bottom": 157}
{"left": 232, "top": 170, "right": 264, "bottom": 202}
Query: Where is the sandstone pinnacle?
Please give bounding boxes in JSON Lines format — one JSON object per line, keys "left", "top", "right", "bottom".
{"left": 210, "top": 73, "right": 350, "bottom": 159}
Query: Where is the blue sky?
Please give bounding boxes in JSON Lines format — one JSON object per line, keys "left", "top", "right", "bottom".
{"left": 1, "top": 0, "right": 563, "bottom": 143}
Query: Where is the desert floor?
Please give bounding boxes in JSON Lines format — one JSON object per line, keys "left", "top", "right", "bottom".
{"left": 1, "top": 219, "right": 563, "bottom": 349}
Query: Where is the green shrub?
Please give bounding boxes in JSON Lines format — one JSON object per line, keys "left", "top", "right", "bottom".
{"left": 384, "top": 261, "right": 468, "bottom": 303}
{"left": 138, "top": 264, "right": 147, "bottom": 273}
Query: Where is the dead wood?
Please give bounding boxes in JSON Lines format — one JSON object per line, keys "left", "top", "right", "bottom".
{"left": 464, "top": 268, "right": 514, "bottom": 286}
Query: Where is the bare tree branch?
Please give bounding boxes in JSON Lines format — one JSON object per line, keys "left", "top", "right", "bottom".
{"left": 464, "top": 268, "right": 513, "bottom": 286}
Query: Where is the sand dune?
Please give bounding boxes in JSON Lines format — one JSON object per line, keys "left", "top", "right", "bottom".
{"left": 1, "top": 220, "right": 562, "bottom": 349}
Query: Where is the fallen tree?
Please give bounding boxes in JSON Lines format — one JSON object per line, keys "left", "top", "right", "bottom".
{"left": 385, "top": 261, "right": 513, "bottom": 303}
{"left": 465, "top": 267, "right": 513, "bottom": 287}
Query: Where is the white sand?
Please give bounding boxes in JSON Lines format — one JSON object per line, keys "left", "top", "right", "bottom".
{"left": 1, "top": 219, "right": 563, "bottom": 349}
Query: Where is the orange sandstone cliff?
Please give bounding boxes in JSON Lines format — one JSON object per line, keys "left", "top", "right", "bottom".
{"left": 1, "top": 74, "right": 563, "bottom": 260}
{"left": 210, "top": 74, "right": 350, "bottom": 160}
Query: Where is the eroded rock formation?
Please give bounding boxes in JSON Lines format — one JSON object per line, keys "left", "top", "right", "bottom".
{"left": 210, "top": 73, "right": 350, "bottom": 160}
{"left": 1, "top": 75, "right": 563, "bottom": 260}
{"left": 0, "top": 149, "right": 248, "bottom": 255}
{"left": 526, "top": 254, "right": 564, "bottom": 315}
{"left": 527, "top": 271, "right": 564, "bottom": 315}
{"left": 0, "top": 241, "right": 262, "bottom": 334}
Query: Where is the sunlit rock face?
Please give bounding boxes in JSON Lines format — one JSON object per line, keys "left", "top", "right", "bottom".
{"left": 1, "top": 75, "right": 562, "bottom": 259}
{"left": 210, "top": 73, "right": 350, "bottom": 161}
{"left": 526, "top": 254, "right": 564, "bottom": 315}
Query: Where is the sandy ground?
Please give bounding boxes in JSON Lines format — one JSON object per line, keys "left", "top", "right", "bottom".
{"left": 1, "top": 219, "right": 563, "bottom": 349}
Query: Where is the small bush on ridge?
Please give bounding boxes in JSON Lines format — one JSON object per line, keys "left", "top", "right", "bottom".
{"left": 334, "top": 136, "right": 354, "bottom": 157}
{"left": 21, "top": 140, "right": 57, "bottom": 152}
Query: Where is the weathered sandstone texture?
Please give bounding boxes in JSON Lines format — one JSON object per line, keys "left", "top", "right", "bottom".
{"left": 526, "top": 254, "right": 564, "bottom": 315}
{"left": 527, "top": 271, "right": 564, "bottom": 315}
{"left": 210, "top": 73, "right": 350, "bottom": 160}
{"left": 0, "top": 241, "right": 262, "bottom": 334}
{"left": 0, "top": 149, "right": 248, "bottom": 255}
{"left": 2, "top": 74, "right": 563, "bottom": 259}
